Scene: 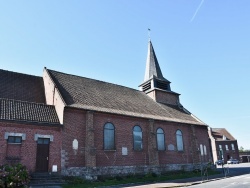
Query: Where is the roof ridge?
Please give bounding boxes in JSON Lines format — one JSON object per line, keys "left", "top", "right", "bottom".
{"left": 47, "top": 68, "right": 143, "bottom": 93}
{"left": 0, "top": 68, "right": 42, "bottom": 78}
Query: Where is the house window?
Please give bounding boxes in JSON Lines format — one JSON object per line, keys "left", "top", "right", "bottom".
{"left": 176, "top": 130, "right": 184, "bottom": 151}
{"left": 156, "top": 128, "right": 165, "bottom": 151}
{"left": 104, "top": 123, "right": 115, "bottom": 150}
{"left": 231, "top": 143, "right": 235, "bottom": 150}
{"left": 133, "top": 125, "right": 143, "bottom": 151}
{"left": 7, "top": 136, "right": 22, "bottom": 144}
{"left": 225, "top": 145, "right": 229, "bottom": 150}
{"left": 219, "top": 145, "right": 222, "bottom": 150}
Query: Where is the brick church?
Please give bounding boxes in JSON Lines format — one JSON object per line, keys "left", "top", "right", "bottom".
{"left": 0, "top": 40, "right": 211, "bottom": 178}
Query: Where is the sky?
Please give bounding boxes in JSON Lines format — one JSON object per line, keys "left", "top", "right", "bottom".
{"left": 0, "top": 1, "right": 249, "bottom": 149}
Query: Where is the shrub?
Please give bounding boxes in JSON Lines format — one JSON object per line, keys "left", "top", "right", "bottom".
{"left": 0, "top": 163, "right": 30, "bottom": 188}
{"left": 115, "top": 176, "right": 123, "bottom": 181}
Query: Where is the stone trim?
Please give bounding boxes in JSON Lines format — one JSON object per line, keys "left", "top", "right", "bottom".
{"left": 4, "top": 132, "right": 26, "bottom": 140}
{"left": 34, "top": 134, "right": 54, "bottom": 142}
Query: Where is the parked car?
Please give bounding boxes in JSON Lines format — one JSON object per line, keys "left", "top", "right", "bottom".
{"left": 215, "top": 160, "right": 224, "bottom": 165}
{"left": 227, "top": 159, "right": 239, "bottom": 164}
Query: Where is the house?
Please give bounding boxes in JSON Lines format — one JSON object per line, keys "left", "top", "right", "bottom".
{"left": 208, "top": 127, "right": 239, "bottom": 163}
{"left": 0, "top": 40, "right": 211, "bottom": 178}
{"left": 0, "top": 70, "right": 62, "bottom": 172}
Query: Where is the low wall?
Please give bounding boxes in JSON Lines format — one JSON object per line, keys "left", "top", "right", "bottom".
{"left": 61, "top": 163, "right": 207, "bottom": 180}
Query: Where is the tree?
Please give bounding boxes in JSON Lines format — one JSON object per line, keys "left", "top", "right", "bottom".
{"left": 239, "top": 146, "right": 244, "bottom": 152}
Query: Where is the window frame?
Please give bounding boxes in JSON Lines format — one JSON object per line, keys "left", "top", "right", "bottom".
{"left": 219, "top": 145, "right": 222, "bottom": 150}
{"left": 231, "top": 143, "right": 235, "bottom": 150}
{"left": 103, "top": 122, "right": 115, "bottom": 150}
{"left": 133, "top": 125, "right": 143, "bottom": 151}
{"left": 156, "top": 128, "right": 166, "bottom": 151}
{"left": 7, "top": 136, "right": 22, "bottom": 144}
{"left": 225, "top": 144, "right": 229, "bottom": 151}
{"left": 176, "top": 129, "right": 184, "bottom": 151}
{"left": 37, "top": 138, "right": 50, "bottom": 145}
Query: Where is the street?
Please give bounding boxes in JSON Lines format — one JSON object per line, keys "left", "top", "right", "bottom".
{"left": 188, "top": 163, "right": 250, "bottom": 188}
{"left": 216, "top": 162, "right": 250, "bottom": 176}
{"left": 188, "top": 174, "right": 250, "bottom": 188}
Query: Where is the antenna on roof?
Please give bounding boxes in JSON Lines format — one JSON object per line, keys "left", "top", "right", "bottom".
{"left": 148, "top": 28, "right": 151, "bottom": 41}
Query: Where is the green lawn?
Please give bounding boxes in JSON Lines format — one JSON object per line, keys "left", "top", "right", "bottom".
{"left": 63, "top": 169, "right": 220, "bottom": 188}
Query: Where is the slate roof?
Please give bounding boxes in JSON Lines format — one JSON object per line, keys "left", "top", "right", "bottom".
{"left": 0, "top": 69, "right": 46, "bottom": 103}
{"left": 144, "top": 40, "right": 168, "bottom": 82}
{"left": 0, "top": 98, "right": 60, "bottom": 124}
{"left": 211, "top": 128, "right": 236, "bottom": 141}
{"left": 47, "top": 69, "right": 206, "bottom": 126}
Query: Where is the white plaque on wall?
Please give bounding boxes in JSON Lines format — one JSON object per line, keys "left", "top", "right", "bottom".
{"left": 122, "top": 147, "right": 128, "bottom": 155}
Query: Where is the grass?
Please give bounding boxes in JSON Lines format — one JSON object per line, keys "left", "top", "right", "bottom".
{"left": 62, "top": 169, "right": 220, "bottom": 188}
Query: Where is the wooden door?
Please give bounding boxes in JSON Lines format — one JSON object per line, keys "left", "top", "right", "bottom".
{"left": 36, "top": 138, "right": 50, "bottom": 172}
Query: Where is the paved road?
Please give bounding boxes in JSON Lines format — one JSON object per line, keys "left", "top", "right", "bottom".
{"left": 125, "top": 163, "right": 250, "bottom": 188}
{"left": 216, "top": 163, "right": 250, "bottom": 176}
{"left": 188, "top": 174, "right": 250, "bottom": 188}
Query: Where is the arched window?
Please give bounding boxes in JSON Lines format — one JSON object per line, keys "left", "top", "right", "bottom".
{"left": 204, "top": 145, "right": 207, "bottom": 155}
{"left": 104, "top": 123, "right": 115, "bottom": 150}
{"left": 176, "top": 130, "right": 184, "bottom": 151}
{"left": 200, "top": 144, "right": 204, "bottom": 156}
{"left": 157, "top": 128, "right": 165, "bottom": 151}
{"left": 133, "top": 126, "right": 143, "bottom": 150}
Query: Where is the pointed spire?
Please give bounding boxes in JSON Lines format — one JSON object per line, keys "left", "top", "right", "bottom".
{"left": 144, "top": 40, "right": 166, "bottom": 81}
{"left": 140, "top": 39, "right": 171, "bottom": 92}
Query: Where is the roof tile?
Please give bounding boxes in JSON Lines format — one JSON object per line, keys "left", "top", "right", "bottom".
{"left": 211, "top": 128, "right": 236, "bottom": 141}
{"left": 48, "top": 69, "right": 206, "bottom": 126}
{"left": 0, "top": 69, "right": 46, "bottom": 103}
{"left": 0, "top": 98, "right": 60, "bottom": 124}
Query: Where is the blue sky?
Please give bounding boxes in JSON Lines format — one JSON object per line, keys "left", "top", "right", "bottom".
{"left": 0, "top": 1, "right": 250, "bottom": 149}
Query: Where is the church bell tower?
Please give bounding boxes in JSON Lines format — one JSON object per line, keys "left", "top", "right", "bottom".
{"left": 139, "top": 40, "right": 180, "bottom": 106}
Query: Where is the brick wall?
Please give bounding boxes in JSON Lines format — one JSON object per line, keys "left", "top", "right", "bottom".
{"left": 154, "top": 90, "right": 180, "bottom": 105}
{"left": 43, "top": 68, "right": 65, "bottom": 124}
{"left": 0, "top": 121, "right": 62, "bottom": 173}
{"left": 94, "top": 112, "right": 150, "bottom": 167}
{"left": 61, "top": 108, "right": 86, "bottom": 169}
{"left": 194, "top": 126, "right": 212, "bottom": 163}
{"left": 62, "top": 108, "right": 211, "bottom": 171}
{"left": 145, "top": 89, "right": 180, "bottom": 105}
